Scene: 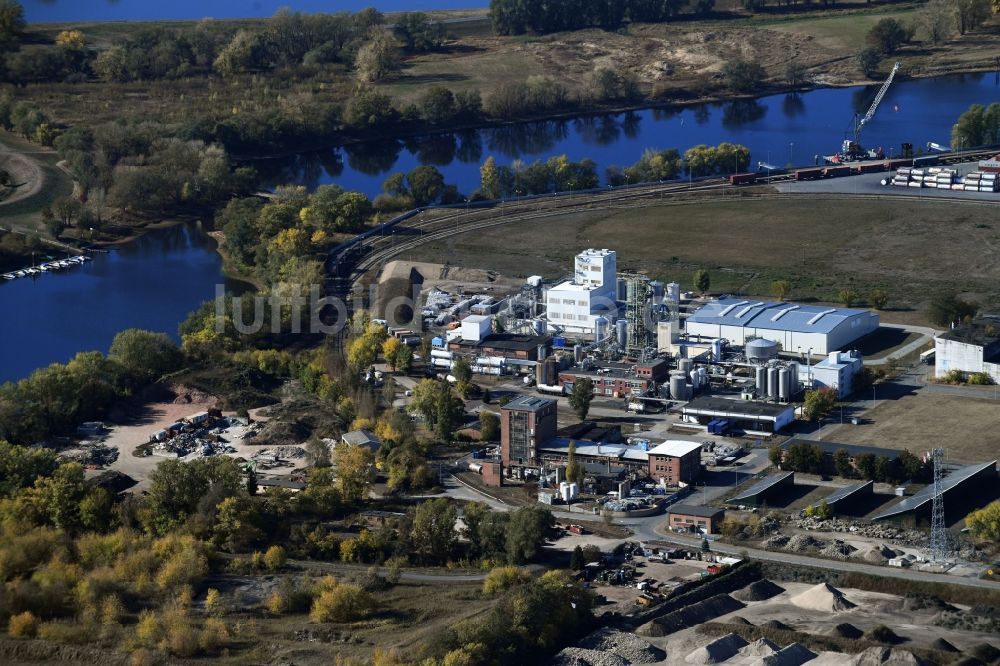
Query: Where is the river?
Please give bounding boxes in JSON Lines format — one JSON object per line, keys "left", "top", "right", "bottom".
{"left": 23, "top": 0, "right": 488, "bottom": 23}
{"left": 0, "top": 224, "right": 244, "bottom": 384}
{"left": 255, "top": 73, "right": 1000, "bottom": 198}
{"left": 2, "top": 73, "right": 997, "bottom": 383}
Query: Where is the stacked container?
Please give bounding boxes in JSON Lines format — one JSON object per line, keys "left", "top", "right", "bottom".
{"left": 961, "top": 171, "right": 998, "bottom": 192}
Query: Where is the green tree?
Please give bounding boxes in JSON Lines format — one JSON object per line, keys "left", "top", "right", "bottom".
{"left": 785, "top": 61, "right": 807, "bottom": 87}
{"left": 395, "top": 12, "right": 444, "bottom": 52}
{"left": 869, "top": 288, "right": 889, "bottom": 310}
{"left": 856, "top": 47, "right": 881, "bottom": 78}
{"left": 565, "top": 440, "right": 584, "bottom": 485}
{"left": 569, "top": 377, "right": 594, "bottom": 421}
{"left": 839, "top": 289, "right": 859, "bottom": 308}
{"left": 0, "top": 440, "right": 58, "bottom": 497}
{"left": 505, "top": 506, "right": 554, "bottom": 564}
{"left": 569, "top": 545, "right": 585, "bottom": 570}
{"left": 694, "top": 269, "right": 711, "bottom": 295}
{"left": 866, "top": 18, "right": 911, "bottom": 54}
{"left": 109, "top": 329, "right": 182, "bottom": 384}
{"left": 928, "top": 293, "right": 977, "bottom": 326}
{"left": 479, "top": 411, "right": 499, "bottom": 442}
{"left": 407, "top": 165, "right": 445, "bottom": 205}
{"left": 354, "top": 28, "right": 400, "bottom": 82}
{"left": 834, "top": 448, "right": 852, "bottom": 478}
{"left": 770, "top": 280, "right": 791, "bottom": 301}
{"left": 954, "top": 0, "right": 992, "bottom": 34}
{"left": 768, "top": 445, "right": 783, "bottom": 469}
{"left": 921, "top": 0, "right": 954, "bottom": 43}
{"left": 803, "top": 387, "right": 837, "bottom": 421}
{"left": 721, "top": 59, "right": 765, "bottom": 93}
{"left": 419, "top": 86, "right": 456, "bottom": 124}
{"left": 395, "top": 345, "right": 414, "bottom": 374}
{"left": 408, "top": 497, "right": 457, "bottom": 563}
{"left": 855, "top": 453, "right": 877, "bottom": 480}
{"left": 0, "top": 0, "right": 25, "bottom": 52}
{"left": 434, "top": 381, "right": 465, "bottom": 442}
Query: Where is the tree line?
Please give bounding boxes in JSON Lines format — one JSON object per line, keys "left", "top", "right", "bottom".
{"left": 951, "top": 102, "right": 1000, "bottom": 151}
{"left": 772, "top": 442, "right": 931, "bottom": 484}
{"left": 489, "top": 0, "right": 715, "bottom": 35}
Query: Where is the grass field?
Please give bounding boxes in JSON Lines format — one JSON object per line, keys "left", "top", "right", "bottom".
{"left": 0, "top": 132, "right": 74, "bottom": 236}
{"left": 399, "top": 196, "right": 1000, "bottom": 324}
{"left": 825, "top": 387, "right": 1000, "bottom": 463}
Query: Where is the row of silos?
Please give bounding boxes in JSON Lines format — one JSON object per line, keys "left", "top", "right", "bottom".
{"left": 756, "top": 362, "right": 799, "bottom": 401}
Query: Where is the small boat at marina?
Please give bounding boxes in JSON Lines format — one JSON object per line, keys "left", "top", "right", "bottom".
{"left": 2, "top": 273, "right": 14, "bottom": 280}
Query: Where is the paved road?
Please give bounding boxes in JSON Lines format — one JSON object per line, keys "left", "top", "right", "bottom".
{"left": 776, "top": 164, "right": 1000, "bottom": 203}
{"left": 866, "top": 323, "right": 939, "bottom": 366}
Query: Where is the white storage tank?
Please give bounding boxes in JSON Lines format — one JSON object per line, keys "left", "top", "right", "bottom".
{"left": 431, "top": 349, "right": 453, "bottom": 359}
{"left": 666, "top": 282, "right": 680, "bottom": 305}
{"left": 778, "top": 367, "right": 791, "bottom": 401}
{"left": 670, "top": 372, "right": 689, "bottom": 400}
{"left": 560, "top": 481, "right": 572, "bottom": 503}
{"left": 650, "top": 281, "right": 664, "bottom": 305}
{"left": 678, "top": 357, "right": 694, "bottom": 374}
{"left": 595, "top": 316, "right": 609, "bottom": 343}
{"left": 755, "top": 366, "right": 767, "bottom": 395}
{"left": 712, "top": 339, "right": 722, "bottom": 362}
{"left": 568, "top": 482, "right": 579, "bottom": 500}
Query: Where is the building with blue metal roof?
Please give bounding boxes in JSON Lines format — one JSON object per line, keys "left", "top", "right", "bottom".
{"left": 685, "top": 298, "right": 879, "bottom": 355}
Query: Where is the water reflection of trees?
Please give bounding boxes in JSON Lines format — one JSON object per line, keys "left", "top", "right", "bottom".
{"left": 344, "top": 140, "right": 402, "bottom": 175}
{"left": 484, "top": 120, "right": 569, "bottom": 158}
{"left": 455, "top": 131, "right": 484, "bottom": 163}
{"left": 721, "top": 100, "right": 766, "bottom": 129}
{"left": 403, "top": 134, "right": 458, "bottom": 166}
{"left": 253, "top": 150, "right": 340, "bottom": 190}
{"left": 782, "top": 93, "right": 805, "bottom": 118}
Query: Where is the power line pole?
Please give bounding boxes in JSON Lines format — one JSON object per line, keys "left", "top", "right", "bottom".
{"left": 929, "top": 448, "right": 947, "bottom": 563}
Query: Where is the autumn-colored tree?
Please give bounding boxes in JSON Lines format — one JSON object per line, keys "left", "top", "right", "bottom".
{"left": 333, "top": 444, "right": 376, "bottom": 504}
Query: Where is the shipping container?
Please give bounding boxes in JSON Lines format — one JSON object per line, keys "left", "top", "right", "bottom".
{"left": 823, "top": 166, "right": 852, "bottom": 178}
{"left": 795, "top": 168, "right": 824, "bottom": 181}
{"left": 729, "top": 172, "right": 757, "bottom": 185}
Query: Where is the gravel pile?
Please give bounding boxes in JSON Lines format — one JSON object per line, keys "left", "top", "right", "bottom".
{"left": 730, "top": 616, "right": 754, "bottom": 626}
{"left": 762, "top": 620, "right": 794, "bottom": 631}
{"left": 755, "top": 642, "right": 817, "bottom": 666}
{"left": 852, "top": 647, "right": 929, "bottom": 665}
{"left": 637, "top": 594, "right": 746, "bottom": 637}
{"left": 930, "top": 638, "right": 958, "bottom": 653}
{"left": 829, "top": 622, "right": 863, "bottom": 639}
{"left": 684, "top": 633, "right": 748, "bottom": 664}
{"left": 733, "top": 579, "right": 786, "bottom": 602}
{"left": 821, "top": 541, "right": 857, "bottom": 558}
{"left": 785, "top": 534, "right": 826, "bottom": 552}
{"left": 762, "top": 534, "right": 790, "bottom": 549}
{"left": 790, "top": 582, "right": 857, "bottom": 612}
{"left": 740, "top": 638, "right": 781, "bottom": 657}
{"left": 969, "top": 643, "right": 1000, "bottom": 663}
{"left": 860, "top": 545, "right": 899, "bottom": 564}
{"left": 551, "top": 648, "right": 628, "bottom": 666}
{"left": 577, "top": 629, "right": 665, "bottom": 664}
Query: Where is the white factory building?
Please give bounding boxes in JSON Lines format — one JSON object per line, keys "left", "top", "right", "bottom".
{"left": 685, "top": 297, "right": 879, "bottom": 356}
{"left": 934, "top": 317, "right": 1000, "bottom": 383}
{"left": 809, "top": 350, "right": 864, "bottom": 399}
{"left": 544, "top": 248, "right": 619, "bottom": 337}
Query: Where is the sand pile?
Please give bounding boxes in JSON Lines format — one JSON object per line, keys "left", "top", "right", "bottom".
{"left": 790, "top": 582, "right": 857, "bottom": 612}
{"left": 577, "top": 628, "right": 665, "bottom": 664}
{"left": 786, "top": 534, "right": 826, "bottom": 552}
{"left": 685, "top": 633, "right": 748, "bottom": 664}
{"left": 829, "top": 622, "right": 863, "bottom": 639}
{"left": 730, "top": 616, "right": 754, "bottom": 626}
{"left": 733, "top": 580, "right": 785, "bottom": 602}
{"left": 851, "top": 647, "right": 929, "bottom": 665}
{"left": 637, "top": 594, "right": 745, "bottom": 637}
{"left": 930, "top": 638, "right": 958, "bottom": 653}
{"left": 754, "top": 642, "right": 817, "bottom": 666}
{"left": 740, "top": 638, "right": 781, "bottom": 657}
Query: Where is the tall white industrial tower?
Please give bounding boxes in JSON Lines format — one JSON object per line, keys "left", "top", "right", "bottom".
{"left": 929, "top": 448, "right": 948, "bottom": 563}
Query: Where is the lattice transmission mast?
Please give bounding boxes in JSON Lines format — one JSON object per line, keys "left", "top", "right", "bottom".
{"left": 929, "top": 447, "right": 948, "bottom": 563}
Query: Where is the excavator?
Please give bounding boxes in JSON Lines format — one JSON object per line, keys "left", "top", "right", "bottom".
{"left": 826, "top": 62, "right": 900, "bottom": 163}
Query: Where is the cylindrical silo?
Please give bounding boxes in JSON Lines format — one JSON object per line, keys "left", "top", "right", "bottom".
{"left": 568, "top": 482, "right": 578, "bottom": 499}
{"left": 670, "top": 372, "right": 688, "bottom": 400}
{"left": 787, "top": 362, "right": 799, "bottom": 395}
{"left": 616, "top": 319, "right": 628, "bottom": 347}
{"left": 650, "top": 281, "right": 664, "bottom": 305}
{"left": 666, "top": 282, "right": 680, "bottom": 305}
{"left": 767, "top": 367, "right": 779, "bottom": 399}
{"left": 699, "top": 367, "right": 707, "bottom": 388}
{"left": 595, "top": 316, "right": 609, "bottom": 343}
{"left": 689, "top": 370, "right": 699, "bottom": 388}
{"left": 532, "top": 318, "right": 545, "bottom": 335}
{"left": 712, "top": 339, "right": 722, "bottom": 362}
{"left": 678, "top": 358, "right": 693, "bottom": 375}
{"left": 755, "top": 366, "right": 767, "bottom": 396}
{"left": 574, "top": 344, "right": 583, "bottom": 363}
{"left": 778, "top": 367, "right": 790, "bottom": 401}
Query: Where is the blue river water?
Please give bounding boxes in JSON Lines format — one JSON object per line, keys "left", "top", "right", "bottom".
{"left": 0, "top": 224, "right": 244, "bottom": 384}
{"left": 23, "top": 0, "right": 488, "bottom": 23}
{"left": 256, "top": 72, "right": 1000, "bottom": 198}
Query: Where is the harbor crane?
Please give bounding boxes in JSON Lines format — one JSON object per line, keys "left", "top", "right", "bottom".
{"left": 834, "top": 61, "right": 900, "bottom": 162}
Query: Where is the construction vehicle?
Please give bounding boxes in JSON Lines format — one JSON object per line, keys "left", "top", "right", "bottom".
{"left": 826, "top": 62, "right": 900, "bottom": 163}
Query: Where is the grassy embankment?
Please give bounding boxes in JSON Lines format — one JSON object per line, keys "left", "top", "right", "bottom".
{"left": 400, "top": 196, "right": 1000, "bottom": 325}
